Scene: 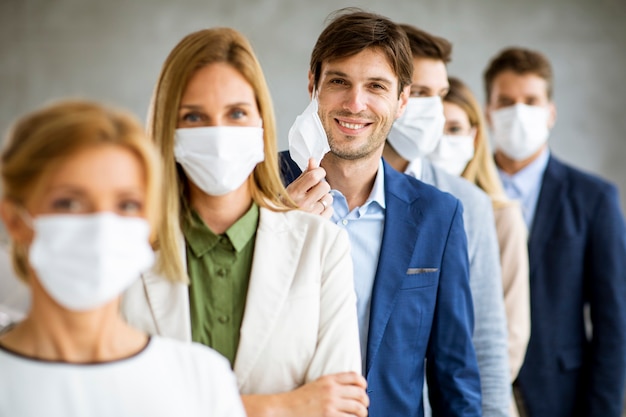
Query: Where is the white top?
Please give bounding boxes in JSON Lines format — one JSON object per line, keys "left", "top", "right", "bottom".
{"left": 0, "top": 336, "right": 246, "bottom": 417}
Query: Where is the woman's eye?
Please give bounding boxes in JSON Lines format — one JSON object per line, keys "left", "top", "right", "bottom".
{"left": 118, "top": 200, "right": 143, "bottom": 215}
{"left": 51, "top": 198, "right": 83, "bottom": 212}
{"left": 181, "top": 112, "right": 203, "bottom": 123}
{"left": 230, "top": 109, "right": 246, "bottom": 120}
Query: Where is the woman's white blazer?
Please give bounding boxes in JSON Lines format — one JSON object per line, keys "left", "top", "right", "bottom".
{"left": 121, "top": 207, "right": 361, "bottom": 394}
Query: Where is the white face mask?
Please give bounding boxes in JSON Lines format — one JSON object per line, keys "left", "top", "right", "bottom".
{"left": 490, "top": 103, "right": 550, "bottom": 161}
{"left": 427, "top": 134, "right": 475, "bottom": 176}
{"left": 288, "top": 97, "right": 330, "bottom": 172}
{"left": 387, "top": 96, "right": 446, "bottom": 161}
{"left": 174, "top": 126, "right": 265, "bottom": 196}
{"left": 29, "top": 212, "right": 155, "bottom": 311}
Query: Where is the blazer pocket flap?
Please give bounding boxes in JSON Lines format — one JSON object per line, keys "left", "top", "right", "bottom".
{"left": 406, "top": 268, "right": 438, "bottom": 274}
{"left": 558, "top": 347, "right": 583, "bottom": 371}
{"left": 401, "top": 268, "right": 439, "bottom": 289}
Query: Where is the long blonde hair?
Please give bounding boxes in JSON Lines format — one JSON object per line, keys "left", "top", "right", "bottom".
{"left": 0, "top": 99, "right": 162, "bottom": 282}
{"left": 445, "top": 77, "right": 510, "bottom": 209}
{"left": 148, "top": 27, "right": 296, "bottom": 283}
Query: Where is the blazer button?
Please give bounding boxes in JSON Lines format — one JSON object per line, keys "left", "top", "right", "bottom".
{"left": 218, "top": 315, "right": 230, "bottom": 324}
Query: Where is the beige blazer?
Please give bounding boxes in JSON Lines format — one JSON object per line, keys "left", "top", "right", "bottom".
{"left": 121, "top": 207, "right": 361, "bottom": 395}
{"left": 494, "top": 202, "right": 531, "bottom": 383}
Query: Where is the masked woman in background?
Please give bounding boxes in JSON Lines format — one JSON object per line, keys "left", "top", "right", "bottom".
{"left": 0, "top": 100, "right": 245, "bottom": 417}
{"left": 121, "top": 27, "right": 368, "bottom": 417}
{"left": 427, "top": 76, "right": 531, "bottom": 417}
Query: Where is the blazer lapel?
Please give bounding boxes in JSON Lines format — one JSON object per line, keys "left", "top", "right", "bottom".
{"left": 234, "top": 208, "right": 304, "bottom": 389}
{"left": 366, "top": 161, "right": 422, "bottom": 375}
{"left": 528, "top": 156, "right": 568, "bottom": 275}
{"left": 142, "top": 237, "right": 192, "bottom": 342}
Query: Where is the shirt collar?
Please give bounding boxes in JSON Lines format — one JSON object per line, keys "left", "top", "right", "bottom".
{"left": 330, "top": 159, "right": 386, "bottom": 217}
{"left": 498, "top": 148, "right": 550, "bottom": 197}
{"left": 368, "top": 159, "right": 386, "bottom": 210}
{"left": 183, "top": 202, "right": 259, "bottom": 257}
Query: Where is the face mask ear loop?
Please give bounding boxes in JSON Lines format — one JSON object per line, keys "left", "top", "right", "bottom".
{"left": 311, "top": 88, "right": 319, "bottom": 102}
{"left": 16, "top": 205, "right": 34, "bottom": 230}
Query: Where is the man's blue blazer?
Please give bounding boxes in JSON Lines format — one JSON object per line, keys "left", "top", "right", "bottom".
{"left": 517, "top": 155, "right": 626, "bottom": 417}
{"left": 280, "top": 152, "right": 482, "bottom": 416}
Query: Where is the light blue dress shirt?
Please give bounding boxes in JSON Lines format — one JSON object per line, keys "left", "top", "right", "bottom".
{"left": 498, "top": 148, "right": 550, "bottom": 230}
{"left": 330, "top": 159, "right": 386, "bottom": 373}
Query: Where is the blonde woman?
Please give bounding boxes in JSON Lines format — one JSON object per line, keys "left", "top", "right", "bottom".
{"left": 121, "top": 28, "right": 367, "bottom": 417}
{"left": 0, "top": 100, "right": 244, "bottom": 416}
{"left": 428, "top": 76, "right": 531, "bottom": 416}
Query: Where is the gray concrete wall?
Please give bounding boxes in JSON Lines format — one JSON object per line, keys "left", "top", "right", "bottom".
{"left": 1, "top": 0, "right": 626, "bottom": 410}
{"left": 1, "top": 0, "right": 625, "bottom": 211}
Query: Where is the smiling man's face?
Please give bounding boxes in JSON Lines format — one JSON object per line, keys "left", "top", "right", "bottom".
{"left": 313, "top": 47, "right": 408, "bottom": 161}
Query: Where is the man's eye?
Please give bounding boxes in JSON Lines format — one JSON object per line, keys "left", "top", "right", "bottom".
{"left": 330, "top": 79, "right": 346, "bottom": 85}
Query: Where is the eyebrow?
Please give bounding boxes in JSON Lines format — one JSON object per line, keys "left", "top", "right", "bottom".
{"left": 178, "top": 102, "right": 254, "bottom": 110}
{"left": 324, "top": 70, "right": 394, "bottom": 86}
{"left": 412, "top": 84, "right": 449, "bottom": 94}
{"left": 46, "top": 185, "right": 145, "bottom": 194}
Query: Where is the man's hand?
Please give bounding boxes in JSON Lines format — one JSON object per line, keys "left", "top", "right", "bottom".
{"left": 286, "top": 157, "right": 333, "bottom": 219}
{"left": 242, "top": 372, "right": 369, "bottom": 417}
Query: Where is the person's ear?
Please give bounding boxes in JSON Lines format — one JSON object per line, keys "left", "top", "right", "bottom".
{"left": 395, "top": 85, "right": 411, "bottom": 119}
{"left": 548, "top": 102, "right": 557, "bottom": 129}
{"left": 307, "top": 71, "right": 315, "bottom": 98}
{"left": 0, "top": 199, "right": 33, "bottom": 244}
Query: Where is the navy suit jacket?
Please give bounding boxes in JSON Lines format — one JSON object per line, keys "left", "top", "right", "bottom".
{"left": 280, "top": 152, "right": 482, "bottom": 417}
{"left": 517, "top": 155, "right": 626, "bottom": 417}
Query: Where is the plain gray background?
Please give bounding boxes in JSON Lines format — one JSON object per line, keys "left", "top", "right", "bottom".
{"left": 0, "top": 0, "right": 625, "bottom": 212}
{"left": 1, "top": 0, "right": 626, "bottom": 409}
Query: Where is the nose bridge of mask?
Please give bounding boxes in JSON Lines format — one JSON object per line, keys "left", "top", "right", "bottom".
{"left": 442, "top": 134, "right": 474, "bottom": 154}
{"left": 387, "top": 96, "right": 445, "bottom": 161}
{"left": 175, "top": 126, "right": 264, "bottom": 157}
{"left": 405, "top": 96, "right": 443, "bottom": 118}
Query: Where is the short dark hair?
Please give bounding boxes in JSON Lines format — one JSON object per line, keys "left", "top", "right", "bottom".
{"left": 309, "top": 8, "right": 413, "bottom": 96}
{"left": 483, "top": 47, "right": 554, "bottom": 103}
{"left": 399, "top": 24, "right": 452, "bottom": 63}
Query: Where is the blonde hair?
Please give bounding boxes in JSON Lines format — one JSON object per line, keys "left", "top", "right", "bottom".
{"left": 444, "top": 77, "right": 510, "bottom": 209}
{"left": 1, "top": 99, "right": 162, "bottom": 281}
{"left": 148, "top": 27, "right": 296, "bottom": 283}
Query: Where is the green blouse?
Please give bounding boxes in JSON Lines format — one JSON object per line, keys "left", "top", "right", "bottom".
{"left": 182, "top": 203, "right": 259, "bottom": 367}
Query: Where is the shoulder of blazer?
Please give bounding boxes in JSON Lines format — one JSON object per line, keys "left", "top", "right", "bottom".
{"left": 547, "top": 155, "right": 617, "bottom": 197}
{"left": 422, "top": 159, "right": 492, "bottom": 213}
{"left": 258, "top": 206, "right": 343, "bottom": 240}
{"left": 382, "top": 158, "right": 461, "bottom": 215}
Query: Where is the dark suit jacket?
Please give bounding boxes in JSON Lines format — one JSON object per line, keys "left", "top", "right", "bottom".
{"left": 280, "top": 152, "right": 482, "bottom": 416}
{"left": 517, "top": 155, "right": 626, "bottom": 417}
